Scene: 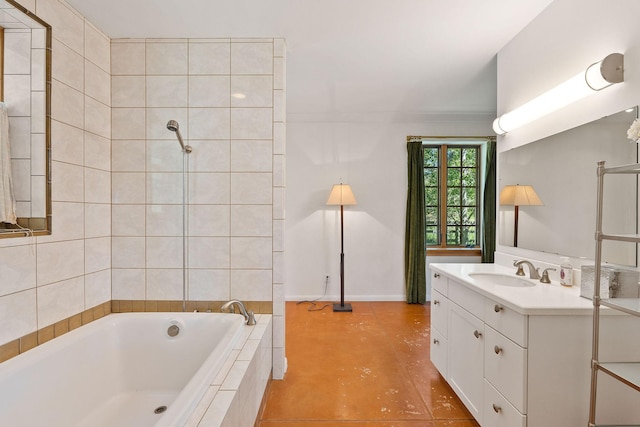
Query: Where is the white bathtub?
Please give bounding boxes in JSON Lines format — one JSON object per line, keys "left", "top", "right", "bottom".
{"left": 0, "top": 312, "right": 246, "bottom": 427}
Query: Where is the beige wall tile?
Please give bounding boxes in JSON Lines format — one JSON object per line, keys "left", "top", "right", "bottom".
{"left": 230, "top": 237, "right": 272, "bottom": 269}
{"left": 146, "top": 41, "right": 188, "bottom": 75}
{"left": 0, "top": 289, "right": 37, "bottom": 344}
{"left": 147, "top": 140, "right": 182, "bottom": 172}
{"left": 189, "top": 269, "right": 230, "bottom": 300}
{"left": 231, "top": 76, "right": 272, "bottom": 107}
{"left": 112, "top": 140, "right": 146, "bottom": 172}
{"left": 84, "top": 21, "right": 110, "bottom": 73}
{"left": 85, "top": 168, "right": 111, "bottom": 204}
{"left": 230, "top": 269, "right": 272, "bottom": 300}
{"left": 146, "top": 172, "right": 182, "bottom": 204}
{"left": 112, "top": 108, "right": 146, "bottom": 140}
{"left": 111, "top": 41, "right": 145, "bottom": 75}
{"left": 37, "top": 277, "right": 85, "bottom": 328}
{"left": 5, "top": 74, "right": 32, "bottom": 116}
{"left": 230, "top": 205, "right": 272, "bottom": 237}
{"left": 85, "top": 236, "right": 111, "bottom": 273}
{"left": 85, "top": 270, "right": 111, "bottom": 309}
{"left": 189, "top": 41, "right": 230, "bottom": 75}
{"left": 112, "top": 237, "right": 145, "bottom": 268}
{"left": 146, "top": 204, "right": 182, "bottom": 236}
{"left": 51, "top": 161, "right": 84, "bottom": 202}
{"left": 231, "top": 140, "right": 272, "bottom": 172}
{"left": 112, "top": 204, "right": 145, "bottom": 236}
{"left": 146, "top": 269, "right": 183, "bottom": 300}
{"left": 36, "top": 240, "right": 85, "bottom": 286}
{"left": 85, "top": 96, "right": 111, "bottom": 138}
{"left": 230, "top": 173, "right": 272, "bottom": 204}
{"left": 188, "top": 173, "right": 230, "bottom": 204}
{"left": 112, "top": 76, "right": 146, "bottom": 108}
{"left": 112, "top": 172, "right": 145, "bottom": 204}
{"left": 112, "top": 269, "right": 146, "bottom": 300}
{"left": 230, "top": 108, "right": 272, "bottom": 139}
{"left": 0, "top": 245, "right": 36, "bottom": 296}
{"left": 85, "top": 132, "right": 111, "bottom": 171}
{"left": 146, "top": 236, "right": 183, "bottom": 268}
{"left": 189, "top": 75, "right": 230, "bottom": 107}
{"left": 188, "top": 204, "right": 230, "bottom": 237}
{"left": 36, "top": 0, "right": 84, "bottom": 54}
{"left": 51, "top": 80, "right": 84, "bottom": 128}
{"left": 85, "top": 203, "right": 111, "bottom": 239}
{"left": 187, "top": 140, "right": 230, "bottom": 172}
{"left": 51, "top": 120, "right": 84, "bottom": 165}
{"left": 231, "top": 42, "right": 273, "bottom": 75}
{"left": 52, "top": 39, "right": 83, "bottom": 91}
{"left": 189, "top": 108, "right": 231, "bottom": 139}
{"left": 147, "top": 107, "right": 188, "bottom": 140}
{"left": 146, "top": 75, "right": 188, "bottom": 107}
{"left": 188, "top": 237, "right": 230, "bottom": 269}
{"left": 4, "top": 30, "right": 30, "bottom": 74}
{"left": 37, "top": 201, "right": 84, "bottom": 242}
{"left": 85, "top": 60, "right": 111, "bottom": 106}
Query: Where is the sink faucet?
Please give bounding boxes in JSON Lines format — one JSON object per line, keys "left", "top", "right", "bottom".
{"left": 513, "top": 259, "right": 541, "bottom": 280}
{"left": 221, "top": 300, "right": 256, "bottom": 325}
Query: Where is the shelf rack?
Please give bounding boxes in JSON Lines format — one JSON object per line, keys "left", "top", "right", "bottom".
{"left": 588, "top": 161, "right": 640, "bottom": 427}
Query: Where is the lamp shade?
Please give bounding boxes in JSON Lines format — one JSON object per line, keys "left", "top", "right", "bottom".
{"left": 500, "top": 185, "right": 543, "bottom": 206}
{"left": 327, "top": 184, "right": 357, "bottom": 206}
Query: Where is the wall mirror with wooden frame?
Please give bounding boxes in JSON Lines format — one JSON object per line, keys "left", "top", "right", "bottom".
{"left": 0, "top": 0, "right": 51, "bottom": 238}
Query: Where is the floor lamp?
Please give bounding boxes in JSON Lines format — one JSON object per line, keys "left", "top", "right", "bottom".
{"left": 499, "top": 184, "right": 543, "bottom": 247}
{"left": 327, "top": 184, "right": 357, "bottom": 312}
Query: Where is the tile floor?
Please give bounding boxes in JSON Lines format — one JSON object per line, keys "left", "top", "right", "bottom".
{"left": 257, "top": 301, "right": 480, "bottom": 426}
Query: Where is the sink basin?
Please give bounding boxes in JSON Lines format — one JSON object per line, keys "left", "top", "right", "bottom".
{"left": 468, "top": 272, "right": 536, "bottom": 287}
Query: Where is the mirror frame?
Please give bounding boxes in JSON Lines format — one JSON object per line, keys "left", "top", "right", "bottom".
{"left": 0, "top": 0, "right": 51, "bottom": 238}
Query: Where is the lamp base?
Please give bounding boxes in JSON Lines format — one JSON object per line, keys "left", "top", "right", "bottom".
{"left": 333, "top": 303, "right": 353, "bottom": 312}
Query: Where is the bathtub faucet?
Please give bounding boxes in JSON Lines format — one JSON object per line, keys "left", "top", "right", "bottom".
{"left": 221, "top": 300, "right": 256, "bottom": 326}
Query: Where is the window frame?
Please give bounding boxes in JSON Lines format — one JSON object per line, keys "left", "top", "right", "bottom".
{"left": 418, "top": 137, "right": 488, "bottom": 256}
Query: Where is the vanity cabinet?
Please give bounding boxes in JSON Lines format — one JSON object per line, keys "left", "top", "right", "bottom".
{"left": 429, "top": 267, "right": 640, "bottom": 426}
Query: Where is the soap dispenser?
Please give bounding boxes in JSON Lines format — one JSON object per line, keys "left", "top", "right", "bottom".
{"left": 560, "top": 257, "right": 573, "bottom": 287}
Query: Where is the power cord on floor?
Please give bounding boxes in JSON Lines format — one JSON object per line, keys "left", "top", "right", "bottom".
{"left": 296, "top": 275, "right": 332, "bottom": 311}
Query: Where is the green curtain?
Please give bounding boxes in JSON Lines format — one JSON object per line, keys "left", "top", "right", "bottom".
{"left": 482, "top": 138, "right": 497, "bottom": 263}
{"left": 405, "top": 142, "right": 426, "bottom": 303}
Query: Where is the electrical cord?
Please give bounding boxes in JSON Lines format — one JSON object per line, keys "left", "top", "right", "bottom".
{"left": 296, "top": 275, "right": 331, "bottom": 311}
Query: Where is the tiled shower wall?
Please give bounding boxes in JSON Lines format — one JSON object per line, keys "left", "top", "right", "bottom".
{"left": 110, "top": 38, "right": 286, "bottom": 379}
{"left": 0, "top": 0, "right": 112, "bottom": 346}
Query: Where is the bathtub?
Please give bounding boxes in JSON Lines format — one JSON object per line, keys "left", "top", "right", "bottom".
{"left": 0, "top": 312, "right": 246, "bottom": 427}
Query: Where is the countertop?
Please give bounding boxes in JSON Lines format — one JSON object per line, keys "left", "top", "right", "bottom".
{"left": 429, "top": 262, "right": 598, "bottom": 315}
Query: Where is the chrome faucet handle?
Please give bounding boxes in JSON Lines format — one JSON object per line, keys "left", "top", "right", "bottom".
{"left": 513, "top": 260, "right": 525, "bottom": 276}
{"left": 246, "top": 310, "right": 256, "bottom": 326}
{"left": 540, "top": 268, "right": 556, "bottom": 284}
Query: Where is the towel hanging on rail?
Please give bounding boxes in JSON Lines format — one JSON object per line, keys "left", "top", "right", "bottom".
{"left": 0, "top": 102, "right": 17, "bottom": 224}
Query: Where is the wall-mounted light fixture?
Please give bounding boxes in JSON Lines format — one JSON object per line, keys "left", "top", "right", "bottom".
{"left": 493, "top": 53, "right": 624, "bottom": 135}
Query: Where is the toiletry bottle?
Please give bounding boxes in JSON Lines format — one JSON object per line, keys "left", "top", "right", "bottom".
{"left": 560, "top": 257, "right": 573, "bottom": 287}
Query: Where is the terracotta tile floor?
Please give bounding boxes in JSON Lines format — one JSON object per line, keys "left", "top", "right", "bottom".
{"left": 258, "top": 301, "right": 480, "bottom": 426}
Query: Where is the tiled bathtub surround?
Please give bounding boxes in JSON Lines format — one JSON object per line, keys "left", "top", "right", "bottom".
{"left": 111, "top": 38, "right": 286, "bottom": 379}
{"left": 185, "top": 314, "right": 272, "bottom": 427}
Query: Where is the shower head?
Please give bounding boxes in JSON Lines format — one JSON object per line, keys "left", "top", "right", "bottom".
{"left": 167, "top": 120, "right": 179, "bottom": 132}
{"left": 166, "top": 120, "right": 192, "bottom": 153}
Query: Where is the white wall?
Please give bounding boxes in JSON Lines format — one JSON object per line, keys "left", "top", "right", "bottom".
{"left": 285, "top": 116, "right": 491, "bottom": 302}
{"left": 495, "top": 0, "right": 640, "bottom": 266}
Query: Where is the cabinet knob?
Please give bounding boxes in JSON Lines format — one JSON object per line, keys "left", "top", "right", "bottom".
{"left": 474, "top": 330, "right": 482, "bottom": 339}
{"left": 494, "top": 304, "right": 503, "bottom": 313}
{"left": 492, "top": 404, "right": 502, "bottom": 413}
{"left": 433, "top": 273, "right": 440, "bottom": 278}
{"left": 433, "top": 338, "right": 439, "bottom": 345}
{"left": 433, "top": 300, "right": 439, "bottom": 305}
{"left": 494, "top": 345, "right": 502, "bottom": 355}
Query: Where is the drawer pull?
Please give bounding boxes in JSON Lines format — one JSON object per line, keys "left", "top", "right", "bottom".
{"left": 494, "top": 345, "right": 502, "bottom": 355}
{"left": 473, "top": 330, "right": 482, "bottom": 339}
{"left": 494, "top": 304, "right": 503, "bottom": 313}
{"left": 433, "top": 338, "right": 439, "bottom": 345}
{"left": 433, "top": 300, "right": 440, "bottom": 305}
{"left": 492, "top": 403, "right": 502, "bottom": 413}
{"left": 433, "top": 273, "right": 440, "bottom": 278}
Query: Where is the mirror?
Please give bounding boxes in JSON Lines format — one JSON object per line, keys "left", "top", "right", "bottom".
{"left": 0, "top": 0, "right": 51, "bottom": 237}
{"left": 499, "top": 107, "right": 638, "bottom": 266}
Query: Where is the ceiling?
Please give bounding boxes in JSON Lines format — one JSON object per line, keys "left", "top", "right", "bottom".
{"left": 65, "top": 0, "right": 554, "bottom": 123}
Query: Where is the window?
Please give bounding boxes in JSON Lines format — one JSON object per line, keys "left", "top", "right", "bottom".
{"left": 424, "top": 143, "right": 482, "bottom": 249}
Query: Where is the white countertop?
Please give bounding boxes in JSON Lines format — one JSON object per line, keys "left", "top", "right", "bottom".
{"left": 429, "top": 262, "right": 598, "bottom": 315}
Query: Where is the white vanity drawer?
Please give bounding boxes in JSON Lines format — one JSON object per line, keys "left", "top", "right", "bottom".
{"left": 449, "top": 280, "right": 484, "bottom": 320}
{"left": 483, "top": 380, "right": 526, "bottom": 427}
{"left": 430, "top": 328, "right": 447, "bottom": 378}
{"left": 431, "top": 289, "right": 448, "bottom": 337}
{"left": 431, "top": 270, "right": 447, "bottom": 296}
{"left": 484, "top": 326, "right": 527, "bottom": 413}
{"left": 484, "top": 299, "right": 528, "bottom": 347}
